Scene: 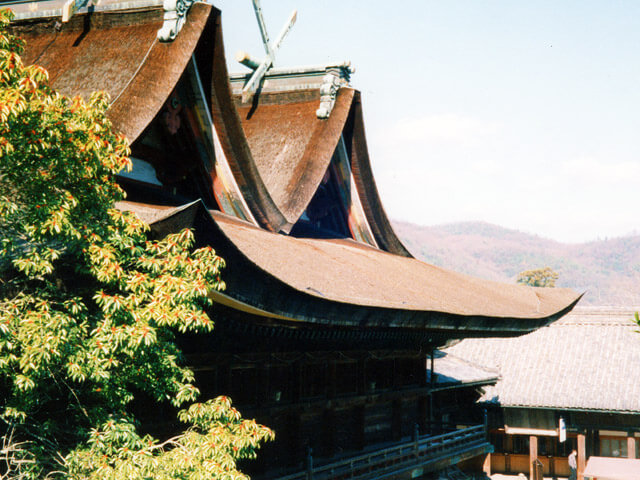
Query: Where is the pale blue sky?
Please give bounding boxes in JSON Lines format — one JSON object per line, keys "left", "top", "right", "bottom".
{"left": 213, "top": 1, "right": 640, "bottom": 243}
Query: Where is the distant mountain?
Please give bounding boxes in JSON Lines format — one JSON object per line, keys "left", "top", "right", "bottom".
{"left": 392, "top": 220, "right": 640, "bottom": 306}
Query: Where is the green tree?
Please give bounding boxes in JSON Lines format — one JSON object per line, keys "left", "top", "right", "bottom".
{"left": 516, "top": 266, "right": 559, "bottom": 288}
{"left": 0, "top": 9, "right": 272, "bottom": 479}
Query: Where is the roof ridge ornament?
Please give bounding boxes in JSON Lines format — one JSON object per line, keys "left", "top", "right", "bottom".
{"left": 237, "top": 0, "right": 297, "bottom": 102}
{"left": 316, "top": 63, "right": 354, "bottom": 119}
{"left": 157, "top": 0, "right": 195, "bottom": 42}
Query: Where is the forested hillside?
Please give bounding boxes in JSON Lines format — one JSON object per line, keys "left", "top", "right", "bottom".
{"left": 393, "top": 221, "right": 640, "bottom": 306}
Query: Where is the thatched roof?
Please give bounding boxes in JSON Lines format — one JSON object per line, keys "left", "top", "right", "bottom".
{"left": 11, "top": 2, "right": 289, "bottom": 230}
{"left": 13, "top": 3, "right": 207, "bottom": 143}
{"left": 232, "top": 85, "right": 411, "bottom": 255}
{"left": 118, "top": 200, "right": 580, "bottom": 339}
{"left": 14, "top": 0, "right": 581, "bottom": 345}
{"left": 235, "top": 89, "right": 353, "bottom": 231}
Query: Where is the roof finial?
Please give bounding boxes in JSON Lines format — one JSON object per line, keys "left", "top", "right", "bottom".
{"left": 316, "top": 64, "right": 354, "bottom": 119}
{"left": 237, "top": 0, "right": 297, "bottom": 102}
{"left": 157, "top": 0, "right": 196, "bottom": 42}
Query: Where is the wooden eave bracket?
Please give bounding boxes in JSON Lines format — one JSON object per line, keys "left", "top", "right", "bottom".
{"left": 157, "top": 0, "right": 195, "bottom": 42}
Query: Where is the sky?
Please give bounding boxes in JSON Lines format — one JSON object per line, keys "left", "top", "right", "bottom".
{"left": 213, "top": 0, "right": 640, "bottom": 244}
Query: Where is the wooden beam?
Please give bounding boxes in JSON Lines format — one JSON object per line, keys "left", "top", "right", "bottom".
{"left": 241, "top": 6, "right": 297, "bottom": 101}
{"left": 235, "top": 51, "right": 261, "bottom": 70}
{"left": 62, "top": 0, "right": 80, "bottom": 22}
{"left": 251, "top": 0, "right": 274, "bottom": 59}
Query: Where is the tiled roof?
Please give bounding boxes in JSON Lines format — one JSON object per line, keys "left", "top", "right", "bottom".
{"left": 427, "top": 350, "right": 499, "bottom": 389}
{"left": 445, "top": 307, "right": 640, "bottom": 413}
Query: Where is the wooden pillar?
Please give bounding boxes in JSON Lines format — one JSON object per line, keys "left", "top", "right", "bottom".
{"left": 223, "top": 362, "right": 233, "bottom": 395}
{"left": 505, "top": 435, "right": 513, "bottom": 473}
{"left": 355, "top": 405, "right": 365, "bottom": 450}
{"left": 628, "top": 434, "right": 637, "bottom": 459}
{"left": 428, "top": 350, "right": 436, "bottom": 434}
{"left": 322, "top": 408, "right": 335, "bottom": 457}
{"left": 258, "top": 365, "right": 269, "bottom": 405}
{"left": 421, "top": 354, "right": 428, "bottom": 387}
{"left": 577, "top": 433, "right": 586, "bottom": 480}
{"left": 529, "top": 435, "right": 538, "bottom": 480}
{"left": 292, "top": 361, "right": 302, "bottom": 402}
{"left": 289, "top": 410, "right": 303, "bottom": 464}
{"left": 392, "top": 359, "right": 401, "bottom": 389}
{"left": 482, "top": 453, "right": 491, "bottom": 476}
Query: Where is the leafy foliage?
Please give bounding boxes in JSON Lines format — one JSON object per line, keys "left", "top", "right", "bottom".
{"left": 0, "top": 9, "right": 272, "bottom": 478}
{"left": 516, "top": 267, "right": 559, "bottom": 288}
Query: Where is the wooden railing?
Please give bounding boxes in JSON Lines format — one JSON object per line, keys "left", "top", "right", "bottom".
{"left": 278, "top": 425, "right": 489, "bottom": 480}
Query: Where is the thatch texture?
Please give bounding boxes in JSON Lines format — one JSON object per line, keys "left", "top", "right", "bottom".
{"left": 119, "top": 200, "right": 580, "bottom": 335}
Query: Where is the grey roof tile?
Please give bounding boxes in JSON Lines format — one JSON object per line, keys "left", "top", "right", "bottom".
{"left": 444, "top": 307, "right": 640, "bottom": 413}
{"left": 428, "top": 350, "right": 499, "bottom": 388}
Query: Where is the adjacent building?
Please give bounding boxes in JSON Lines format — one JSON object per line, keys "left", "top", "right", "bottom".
{"left": 446, "top": 307, "right": 640, "bottom": 480}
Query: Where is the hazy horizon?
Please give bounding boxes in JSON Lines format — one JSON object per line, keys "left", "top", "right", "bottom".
{"left": 392, "top": 217, "right": 640, "bottom": 246}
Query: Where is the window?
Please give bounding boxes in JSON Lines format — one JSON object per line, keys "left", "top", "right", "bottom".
{"left": 600, "top": 437, "right": 628, "bottom": 458}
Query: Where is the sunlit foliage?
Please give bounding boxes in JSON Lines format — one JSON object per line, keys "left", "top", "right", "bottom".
{"left": 516, "top": 266, "right": 559, "bottom": 288}
{"left": 0, "top": 9, "right": 272, "bottom": 478}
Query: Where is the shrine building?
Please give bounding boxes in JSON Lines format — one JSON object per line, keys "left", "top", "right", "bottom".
{"left": 8, "top": 1, "right": 581, "bottom": 478}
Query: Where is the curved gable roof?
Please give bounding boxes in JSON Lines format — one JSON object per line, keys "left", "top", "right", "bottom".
{"left": 118, "top": 200, "right": 581, "bottom": 338}
{"left": 235, "top": 89, "right": 354, "bottom": 232}
{"left": 346, "top": 91, "right": 412, "bottom": 256}
{"left": 14, "top": 4, "right": 208, "bottom": 143}
{"left": 13, "top": 3, "right": 287, "bottom": 231}
{"left": 234, "top": 86, "right": 411, "bottom": 256}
